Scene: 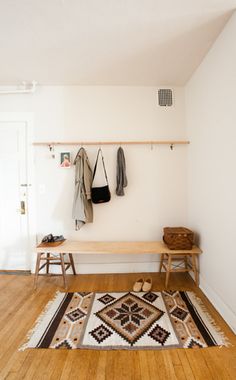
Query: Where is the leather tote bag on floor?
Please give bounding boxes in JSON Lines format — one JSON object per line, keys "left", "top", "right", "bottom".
{"left": 91, "top": 149, "right": 111, "bottom": 204}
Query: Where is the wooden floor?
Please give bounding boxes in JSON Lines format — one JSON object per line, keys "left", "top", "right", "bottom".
{"left": 0, "top": 272, "right": 235, "bottom": 380}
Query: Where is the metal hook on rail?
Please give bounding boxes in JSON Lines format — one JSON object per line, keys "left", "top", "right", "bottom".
{"left": 48, "top": 144, "right": 55, "bottom": 159}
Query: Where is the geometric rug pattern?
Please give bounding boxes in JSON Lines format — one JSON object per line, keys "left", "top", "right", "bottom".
{"left": 20, "top": 291, "right": 229, "bottom": 350}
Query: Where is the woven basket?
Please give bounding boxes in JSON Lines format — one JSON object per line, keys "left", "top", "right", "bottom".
{"left": 163, "top": 227, "right": 194, "bottom": 250}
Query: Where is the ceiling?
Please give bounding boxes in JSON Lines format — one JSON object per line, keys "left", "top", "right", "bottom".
{"left": 0, "top": 0, "right": 235, "bottom": 86}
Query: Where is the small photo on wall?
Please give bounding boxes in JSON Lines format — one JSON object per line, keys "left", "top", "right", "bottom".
{"left": 60, "top": 152, "right": 71, "bottom": 168}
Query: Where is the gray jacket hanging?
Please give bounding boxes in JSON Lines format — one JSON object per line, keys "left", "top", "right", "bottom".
{"left": 116, "top": 147, "right": 128, "bottom": 196}
{"left": 72, "top": 147, "right": 93, "bottom": 230}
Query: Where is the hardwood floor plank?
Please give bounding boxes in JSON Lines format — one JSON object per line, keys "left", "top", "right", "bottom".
{"left": 22, "top": 350, "right": 47, "bottom": 380}
{"left": 177, "top": 350, "right": 196, "bottom": 380}
{"left": 4, "top": 350, "right": 40, "bottom": 380}
{"left": 47, "top": 351, "right": 69, "bottom": 380}
{"left": 200, "top": 348, "right": 232, "bottom": 380}
{"left": 22, "top": 350, "right": 69, "bottom": 380}
{"left": 105, "top": 351, "right": 115, "bottom": 380}
{"left": 162, "top": 351, "right": 178, "bottom": 379}
{"left": 153, "top": 351, "right": 169, "bottom": 379}
{"left": 146, "top": 351, "right": 162, "bottom": 380}
{"left": 112, "top": 351, "right": 135, "bottom": 380}
{"left": 185, "top": 350, "right": 214, "bottom": 380}
{"left": 138, "top": 351, "right": 150, "bottom": 379}
{"left": 169, "top": 351, "right": 187, "bottom": 379}
{"left": 1, "top": 351, "right": 31, "bottom": 380}
{"left": 71, "top": 351, "right": 100, "bottom": 379}
{"left": 58, "top": 352, "right": 76, "bottom": 380}
{"left": 128, "top": 351, "right": 141, "bottom": 380}
{"left": 93, "top": 351, "right": 107, "bottom": 380}
{"left": 83, "top": 351, "right": 101, "bottom": 379}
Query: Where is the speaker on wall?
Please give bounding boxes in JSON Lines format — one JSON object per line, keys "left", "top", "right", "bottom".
{"left": 158, "top": 89, "right": 173, "bottom": 106}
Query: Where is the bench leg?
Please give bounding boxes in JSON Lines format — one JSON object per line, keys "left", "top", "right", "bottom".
{"left": 34, "top": 252, "right": 42, "bottom": 290}
{"left": 165, "top": 254, "right": 172, "bottom": 288}
{"left": 184, "top": 256, "right": 188, "bottom": 270}
{"left": 159, "top": 253, "right": 164, "bottom": 272}
{"left": 191, "top": 254, "right": 199, "bottom": 286}
{"left": 69, "top": 253, "right": 76, "bottom": 275}
{"left": 60, "top": 253, "right": 67, "bottom": 289}
{"left": 46, "top": 253, "right": 50, "bottom": 274}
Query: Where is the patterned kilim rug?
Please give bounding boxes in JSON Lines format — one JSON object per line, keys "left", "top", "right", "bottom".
{"left": 20, "top": 291, "right": 229, "bottom": 350}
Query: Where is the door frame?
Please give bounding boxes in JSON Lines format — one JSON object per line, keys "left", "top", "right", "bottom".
{"left": 0, "top": 112, "right": 35, "bottom": 272}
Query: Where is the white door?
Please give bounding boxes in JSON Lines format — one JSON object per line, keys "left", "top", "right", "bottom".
{"left": 0, "top": 122, "right": 30, "bottom": 270}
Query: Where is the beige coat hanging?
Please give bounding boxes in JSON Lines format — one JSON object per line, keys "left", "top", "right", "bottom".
{"left": 72, "top": 147, "right": 93, "bottom": 230}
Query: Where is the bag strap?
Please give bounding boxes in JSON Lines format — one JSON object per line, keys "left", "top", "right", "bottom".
{"left": 93, "top": 148, "right": 109, "bottom": 184}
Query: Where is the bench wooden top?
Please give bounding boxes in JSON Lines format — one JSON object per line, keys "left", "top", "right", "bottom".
{"left": 36, "top": 240, "right": 202, "bottom": 255}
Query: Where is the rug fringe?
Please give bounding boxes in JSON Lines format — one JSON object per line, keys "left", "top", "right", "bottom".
{"left": 19, "top": 291, "right": 63, "bottom": 351}
{"left": 187, "top": 291, "right": 232, "bottom": 347}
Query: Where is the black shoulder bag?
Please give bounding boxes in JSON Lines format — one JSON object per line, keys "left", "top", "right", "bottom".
{"left": 91, "top": 149, "right": 111, "bottom": 204}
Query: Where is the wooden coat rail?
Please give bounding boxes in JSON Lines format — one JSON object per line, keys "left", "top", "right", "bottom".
{"left": 33, "top": 140, "right": 190, "bottom": 147}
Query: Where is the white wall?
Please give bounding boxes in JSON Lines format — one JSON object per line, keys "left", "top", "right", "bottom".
{"left": 186, "top": 13, "right": 236, "bottom": 332}
{"left": 0, "top": 86, "right": 187, "bottom": 273}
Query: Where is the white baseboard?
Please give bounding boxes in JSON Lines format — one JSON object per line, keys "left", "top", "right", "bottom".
{"left": 199, "top": 274, "right": 236, "bottom": 334}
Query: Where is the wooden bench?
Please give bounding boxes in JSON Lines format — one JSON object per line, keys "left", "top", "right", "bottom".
{"left": 34, "top": 241, "right": 202, "bottom": 289}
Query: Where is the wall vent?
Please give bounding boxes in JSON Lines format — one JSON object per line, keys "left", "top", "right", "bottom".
{"left": 158, "top": 89, "right": 173, "bottom": 107}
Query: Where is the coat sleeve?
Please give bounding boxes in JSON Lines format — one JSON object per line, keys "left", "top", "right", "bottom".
{"left": 83, "top": 156, "right": 92, "bottom": 200}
